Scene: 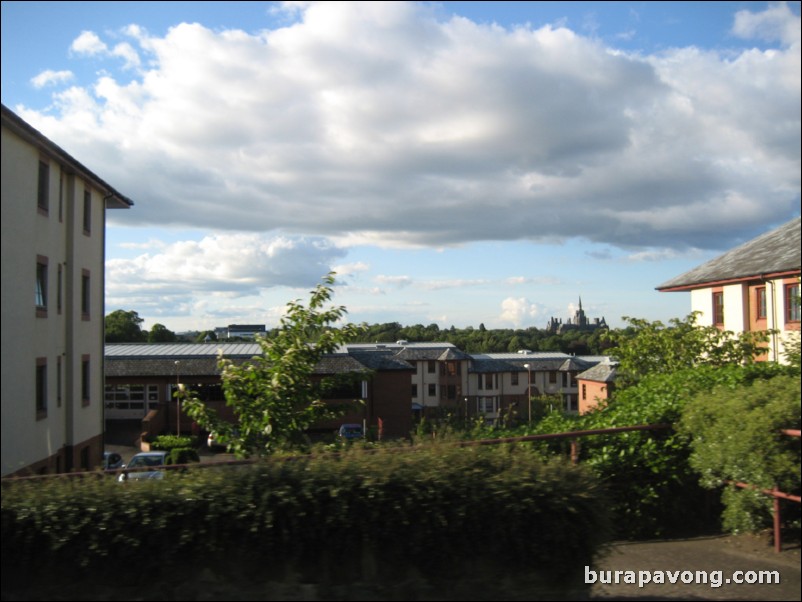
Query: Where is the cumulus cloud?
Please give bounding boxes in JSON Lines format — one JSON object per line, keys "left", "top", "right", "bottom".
{"left": 30, "top": 69, "right": 74, "bottom": 89}
{"left": 499, "top": 297, "right": 544, "bottom": 327}
{"left": 19, "top": 2, "right": 801, "bottom": 253}
{"left": 106, "top": 232, "right": 345, "bottom": 302}
{"left": 732, "top": 2, "right": 801, "bottom": 46}
{"left": 69, "top": 29, "right": 141, "bottom": 69}
{"left": 70, "top": 31, "right": 108, "bottom": 55}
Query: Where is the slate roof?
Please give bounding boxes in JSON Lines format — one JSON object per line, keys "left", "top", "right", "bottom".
{"left": 105, "top": 343, "right": 414, "bottom": 377}
{"left": 469, "top": 353, "right": 599, "bottom": 373}
{"left": 657, "top": 217, "right": 801, "bottom": 291}
{"left": 576, "top": 362, "right": 617, "bottom": 383}
{"left": 105, "top": 342, "right": 262, "bottom": 358}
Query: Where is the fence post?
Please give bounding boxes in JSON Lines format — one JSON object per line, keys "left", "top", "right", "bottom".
{"left": 570, "top": 439, "right": 579, "bottom": 465}
{"left": 773, "top": 485, "right": 782, "bottom": 554}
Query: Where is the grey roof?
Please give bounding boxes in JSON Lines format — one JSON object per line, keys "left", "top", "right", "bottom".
{"left": 576, "top": 363, "right": 617, "bottom": 383}
{"left": 438, "top": 348, "right": 472, "bottom": 361}
{"left": 105, "top": 343, "right": 413, "bottom": 377}
{"left": 106, "top": 357, "right": 249, "bottom": 378}
{"left": 105, "top": 342, "right": 262, "bottom": 358}
{"left": 657, "top": 217, "right": 801, "bottom": 291}
{"left": 472, "top": 353, "right": 571, "bottom": 373}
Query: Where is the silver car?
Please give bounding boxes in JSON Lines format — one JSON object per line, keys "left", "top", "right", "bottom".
{"left": 118, "top": 451, "right": 168, "bottom": 482}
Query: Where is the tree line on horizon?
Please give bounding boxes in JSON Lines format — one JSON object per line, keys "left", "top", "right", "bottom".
{"left": 105, "top": 309, "right": 615, "bottom": 355}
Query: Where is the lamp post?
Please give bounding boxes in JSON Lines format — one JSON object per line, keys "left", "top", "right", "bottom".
{"left": 524, "top": 363, "right": 531, "bottom": 424}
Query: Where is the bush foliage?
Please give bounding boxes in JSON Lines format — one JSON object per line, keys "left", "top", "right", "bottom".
{"left": 2, "top": 444, "right": 610, "bottom": 599}
{"left": 679, "top": 374, "right": 801, "bottom": 533}
{"left": 532, "top": 362, "right": 790, "bottom": 537}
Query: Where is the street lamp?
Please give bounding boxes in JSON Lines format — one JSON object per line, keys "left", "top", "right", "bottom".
{"left": 524, "top": 363, "right": 531, "bottom": 424}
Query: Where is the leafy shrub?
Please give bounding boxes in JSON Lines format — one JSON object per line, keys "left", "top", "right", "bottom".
{"left": 679, "top": 374, "right": 801, "bottom": 534}
{"left": 150, "top": 434, "right": 198, "bottom": 451}
{"left": 166, "top": 447, "right": 200, "bottom": 464}
{"left": 532, "top": 362, "right": 788, "bottom": 538}
{"left": 2, "top": 444, "right": 610, "bottom": 599}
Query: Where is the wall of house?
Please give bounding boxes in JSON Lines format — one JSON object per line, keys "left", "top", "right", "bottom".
{"left": 577, "top": 380, "right": 611, "bottom": 415}
{"left": 690, "top": 276, "right": 800, "bottom": 364}
{"left": 371, "top": 371, "right": 415, "bottom": 438}
{"left": 1, "top": 122, "right": 106, "bottom": 476}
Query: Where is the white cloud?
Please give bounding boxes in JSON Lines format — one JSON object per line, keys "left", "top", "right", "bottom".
{"left": 21, "top": 2, "right": 801, "bottom": 253}
{"left": 69, "top": 30, "right": 142, "bottom": 70}
{"left": 732, "top": 2, "right": 801, "bottom": 46}
{"left": 375, "top": 275, "right": 413, "bottom": 288}
{"left": 499, "top": 297, "right": 543, "bottom": 327}
{"left": 111, "top": 42, "right": 141, "bottom": 70}
{"left": 30, "top": 70, "right": 74, "bottom": 89}
{"left": 331, "top": 261, "right": 370, "bottom": 276}
{"left": 106, "top": 232, "right": 345, "bottom": 301}
{"left": 70, "top": 31, "right": 108, "bottom": 55}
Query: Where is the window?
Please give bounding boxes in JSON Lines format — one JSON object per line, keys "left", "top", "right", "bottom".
{"left": 756, "top": 287, "right": 767, "bottom": 320}
{"left": 36, "top": 256, "right": 48, "bottom": 316}
{"left": 786, "top": 283, "right": 801, "bottom": 323}
{"left": 36, "top": 358, "right": 47, "bottom": 418}
{"left": 511, "top": 372, "right": 519, "bottom": 386}
{"left": 81, "top": 270, "right": 90, "bottom": 319}
{"left": 57, "top": 356, "right": 62, "bottom": 408}
{"left": 83, "top": 188, "right": 91, "bottom": 234}
{"left": 428, "top": 384, "right": 436, "bottom": 397}
{"left": 58, "top": 171, "right": 64, "bottom": 222}
{"left": 81, "top": 356, "right": 91, "bottom": 406}
{"left": 412, "top": 384, "right": 418, "bottom": 398}
{"left": 712, "top": 291, "right": 725, "bottom": 326}
{"left": 582, "top": 384, "right": 587, "bottom": 401}
{"left": 57, "top": 264, "right": 63, "bottom": 314}
{"left": 444, "top": 361, "right": 460, "bottom": 376}
{"left": 549, "top": 371, "right": 557, "bottom": 384}
{"left": 427, "top": 360, "right": 436, "bottom": 374}
{"left": 478, "top": 397, "right": 497, "bottom": 415}
{"left": 37, "top": 159, "right": 49, "bottom": 214}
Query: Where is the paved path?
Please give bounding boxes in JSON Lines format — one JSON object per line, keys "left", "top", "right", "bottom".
{"left": 590, "top": 533, "right": 800, "bottom": 601}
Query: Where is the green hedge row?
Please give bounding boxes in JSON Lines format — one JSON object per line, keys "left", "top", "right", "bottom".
{"left": 2, "top": 444, "right": 610, "bottom": 599}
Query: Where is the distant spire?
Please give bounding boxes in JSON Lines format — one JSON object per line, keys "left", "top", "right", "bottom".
{"left": 579, "top": 296, "right": 583, "bottom": 311}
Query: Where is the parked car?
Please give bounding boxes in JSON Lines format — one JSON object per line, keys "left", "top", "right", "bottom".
{"left": 338, "top": 423, "right": 364, "bottom": 440}
{"left": 118, "top": 451, "right": 169, "bottom": 482}
{"left": 102, "top": 451, "right": 123, "bottom": 470}
{"left": 207, "top": 429, "right": 239, "bottom": 451}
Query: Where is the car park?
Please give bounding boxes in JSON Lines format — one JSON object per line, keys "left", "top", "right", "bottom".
{"left": 118, "top": 451, "right": 169, "bottom": 482}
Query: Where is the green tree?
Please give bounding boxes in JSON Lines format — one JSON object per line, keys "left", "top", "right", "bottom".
{"left": 195, "top": 330, "right": 218, "bottom": 343}
{"left": 604, "top": 312, "right": 772, "bottom": 388}
{"left": 182, "top": 274, "right": 364, "bottom": 457}
{"left": 104, "top": 309, "right": 146, "bottom": 342}
{"left": 148, "top": 323, "right": 177, "bottom": 343}
{"left": 679, "top": 374, "right": 801, "bottom": 533}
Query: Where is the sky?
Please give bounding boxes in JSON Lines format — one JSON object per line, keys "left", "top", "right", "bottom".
{"left": 2, "top": 1, "right": 800, "bottom": 333}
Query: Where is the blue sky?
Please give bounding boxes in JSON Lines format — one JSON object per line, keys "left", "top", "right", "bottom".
{"left": 3, "top": 1, "right": 800, "bottom": 332}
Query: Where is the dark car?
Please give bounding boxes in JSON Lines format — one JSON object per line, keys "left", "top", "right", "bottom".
{"left": 102, "top": 451, "right": 124, "bottom": 470}
{"left": 338, "top": 423, "right": 363, "bottom": 440}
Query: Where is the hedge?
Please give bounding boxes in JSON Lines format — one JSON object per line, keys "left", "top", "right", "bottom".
{"left": 2, "top": 443, "right": 610, "bottom": 600}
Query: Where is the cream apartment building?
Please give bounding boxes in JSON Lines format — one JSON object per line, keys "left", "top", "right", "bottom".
{"left": 657, "top": 217, "right": 800, "bottom": 364}
{"left": 1, "top": 104, "right": 134, "bottom": 476}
